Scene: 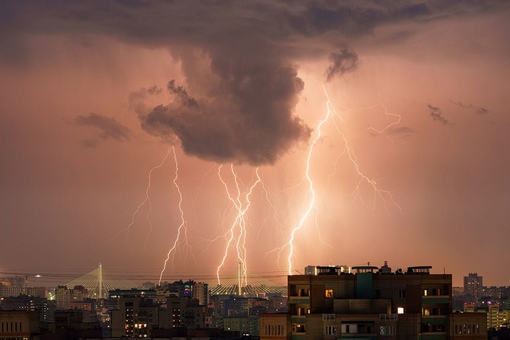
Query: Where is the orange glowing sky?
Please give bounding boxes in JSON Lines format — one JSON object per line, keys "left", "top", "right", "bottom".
{"left": 1, "top": 1, "right": 509, "bottom": 287}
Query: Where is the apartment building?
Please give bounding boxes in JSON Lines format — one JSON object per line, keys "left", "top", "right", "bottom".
{"left": 260, "top": 264, "right": 487, "bottom": 340}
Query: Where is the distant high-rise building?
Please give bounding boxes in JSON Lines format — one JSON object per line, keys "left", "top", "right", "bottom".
{"left": 192, "top": 282, "right": 209, "bottom": 306}
{"left": 487, "top": 304, "right": 500, "bottom": 329}
{"left": 0, "top": 295, "right": 53, "bottom": 322}
{"left": 70, "top": 285, "right": 89, "bottom": 301}
{"left": 464, "top": 273, "right": 483, "bottom": 298}
{"left": 111, "top": 296, "right": 159, "bottom": 337}
{"left": 55, "top": 286, "right": 71, "bottom": 310}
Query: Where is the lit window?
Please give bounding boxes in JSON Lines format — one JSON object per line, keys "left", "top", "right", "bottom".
{"left": 325, "top": 289, "right": 333, "bottom": 298}
{"left": 397, "top": 307, "right": 404, "bottom": 314}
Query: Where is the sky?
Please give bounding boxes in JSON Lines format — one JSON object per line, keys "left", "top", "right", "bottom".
{"left": 1, "top": 1, "right": 509, "bottom": 288}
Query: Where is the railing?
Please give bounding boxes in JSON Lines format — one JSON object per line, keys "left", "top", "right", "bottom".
{"left": 379, "top": 314, "right": 398, "bottom": 321}
{"left": 322, "top": 313, "right": 335, "bottom": 321}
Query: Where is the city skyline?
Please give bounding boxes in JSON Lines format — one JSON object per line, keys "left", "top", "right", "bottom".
{"left": 1, "top": 1, "right": 509, "bottom": 287}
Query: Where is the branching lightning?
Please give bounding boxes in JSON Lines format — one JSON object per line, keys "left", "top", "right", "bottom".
{"left": 329, "top": 98, "right": 403, "bottom": 214}
{"left": 113, "top": 148, "right": 171, "bottom": 249}
{"left": 275, "top": 85, "right": 332, "bottom": 275}
{"left": 158, "top": 146, "right": 194, "bottom": 284}
{"left": 124, "top": 83, "right": 403, "bottom": 286}
{"left": 271, "top": 85, "right": 402, "bottom": 275}
{"left": 215, "top": 165, "right": 262, "bottom": 287}
{"left": 366, "top": 97, "right": 402, "bottom": 141}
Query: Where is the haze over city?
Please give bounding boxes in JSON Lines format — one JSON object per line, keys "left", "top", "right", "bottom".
{"left": 1, "top": 1, "right": 509, "bottom": 288}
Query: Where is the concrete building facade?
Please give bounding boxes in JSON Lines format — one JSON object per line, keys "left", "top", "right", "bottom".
{"left": 261, "top": 264, "right": 487, "bottom": 340}
{"left": 110, "top": 296, "right": 159, "bottom": 337}
{"left": 0, "top": 310, "right": 40, "bottom": 339}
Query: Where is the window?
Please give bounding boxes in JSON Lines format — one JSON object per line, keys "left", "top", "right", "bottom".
{"left": 380, "top": 325, "right": 396, "bottom": 336}
{"left": 341, "top": 324, "right": 358, "bottom": 334}
{"left": 324, "top": 325, "right": 336, "bottom": 336}
{"left": 292, "top": 323, "right": 305, "bottom": 333}
{"left": 398, "top": 289, "right": 406, "bottom": 298}
{"left": 325, "top": 289, "right": 333, "bottom": 298}
{"left": 322, "top": 314, "right": 335, "bottom": 321}
{"left": 397, "top": 307, "right": 404, "bottom": 314}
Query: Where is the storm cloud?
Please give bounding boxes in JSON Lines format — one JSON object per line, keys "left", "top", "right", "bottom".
{"left": 75, "top": 113, "right": 133, "bottom": 147}
{"left": 141, "top": 69, "right": 311, "bottom": 165}
{"left": 2, "top": 1, "right": 504, "bottom": 163}
{"left": 325, "top": 49, "right": 359, "bottom": 82}
{"left": 427, "top": 104, "right": 449, "bottom": 125}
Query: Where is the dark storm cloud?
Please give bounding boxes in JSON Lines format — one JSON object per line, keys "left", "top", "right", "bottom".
{"left": 286, "top": 1, "right": 432, "bottom": 37}
{"left": 2, "top": 1, "right": 507, "bottom": 58}
{"left": 166, "top": 80, "right": 198, "bottom": 109}
{"left": 142, "top": 73, "right": 311, "bottom": 165}
{"left": 427, "top": 104, "right": 449, "bottom": 125}
{"left": 147, "top": 85, "right": 162, "bottom": 95}
{"left": 75, "top": 113, "right": 133, "bottom": 145}
{"left": 2, "top": 1, "right": 505, "bottom": 162}
{"left": 325, "top": 49, "right": 359, "bottom": 82}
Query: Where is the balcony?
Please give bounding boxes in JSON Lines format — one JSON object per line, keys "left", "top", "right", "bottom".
{"left": 422, "top": 295, "right": 450, "bottom": 304}
{"left": 380, "top": 314, "right": 398, "bottom": 321}
{"left": 289, "top": 296, "right": 310, "bottom": 304}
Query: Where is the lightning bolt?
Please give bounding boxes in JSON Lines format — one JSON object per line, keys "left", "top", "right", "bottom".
{"left": 158, "top": 146, "right": 194, "bottom": 284}
{"left": 112, "top": 148, "right": 171, "bottom": 249}
{"left": 278, "top": 86, "right": 331, "bottom": 275}
{"left": 278, "top": 85, "right": 401, "bottom": 275}
{"left": 329, "top": 97, "right": 403, "bottom": 214}
{"left": 215, "top": 165, "right": 262, "bottom": 287}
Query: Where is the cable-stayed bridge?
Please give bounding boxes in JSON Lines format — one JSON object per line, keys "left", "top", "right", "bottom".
{"left": 66, "top": 263, "right": 142, "bottom": 299}
{"left": 63, "top": 263, "right": 287, "bottom": 298}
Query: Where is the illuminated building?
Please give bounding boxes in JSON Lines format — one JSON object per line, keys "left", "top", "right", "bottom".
{"left": 159, "top": 296, "right": 210, "bottom": 329}
{"left": 0, "top": 285, "right": 45, "bottom": 299}
{"left": 464, "top": 273, "right": 483, "bottom": 299}
{"left": 260, "top": 264, "right": 487, "bottom": 339}
{"left": 223, "top": 315, "right": 257, "bottom": 336}
{"left": 110, "top": 296, "right": 159, "bottom": 338}
{"left": 193, "top": 282, "right": 209, "bottom": 306}
{"left": 55, "top": 286, "right": 71, "bottom": 310}
{"left": 304, "top": 265, "right": 349, "bottom": 276}
{"left": 70, "top": 285, "right": 89, "bottom": 302}
{"left": 487, "top": 303, "right": 500, "bottom": 330}
{"left": 0, "top": 295, "right": 52, "bottom": 322}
